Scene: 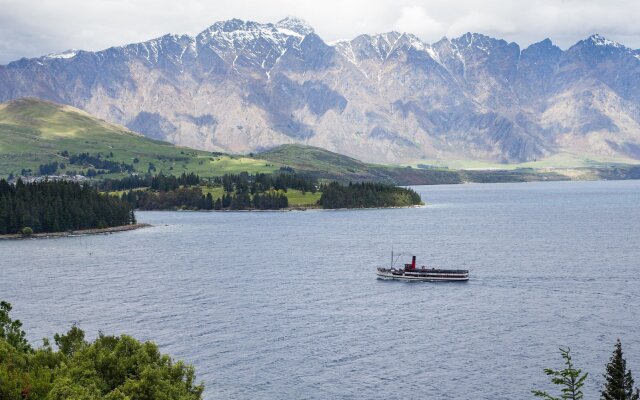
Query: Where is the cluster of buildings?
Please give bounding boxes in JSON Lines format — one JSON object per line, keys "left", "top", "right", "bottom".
{"left": 8, "top": 175, "right": 88, "bottom": 185}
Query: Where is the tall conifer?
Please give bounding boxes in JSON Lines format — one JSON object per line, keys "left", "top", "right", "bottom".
{"left": 602, "top": 340, "right": 640, "bottom": 400}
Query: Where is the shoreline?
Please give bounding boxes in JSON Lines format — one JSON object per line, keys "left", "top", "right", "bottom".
{"left": 0, "top": 223, "right": 151, "bottom": 240}
{"left": 136, "top": 204, "right": 425, "bottom": 212}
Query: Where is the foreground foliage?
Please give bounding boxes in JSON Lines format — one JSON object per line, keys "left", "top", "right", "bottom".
{"left": 534, "top": 342, "right": 640, "bottom": 400}
{"left": 0, "top": 179, "right": 134, "bottom": 234}
{"left": 602, "top": 340, "right": 640, "bottom": 400}
{"left": 0, "top": 301, "right": 203, "bottom": 400}
{"left": 533, "top": 347, "right": 588, "bottom": 400}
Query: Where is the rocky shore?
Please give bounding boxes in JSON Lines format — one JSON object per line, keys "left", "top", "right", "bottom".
{"left": 0, "top": 223, "right": 151, "bottom": 240}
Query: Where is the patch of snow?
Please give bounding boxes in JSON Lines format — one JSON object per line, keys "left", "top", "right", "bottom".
{"left": 425, "top": 46, "right": 440, "bottom": 63}
{"left": 383, "top": 33, "right": 399, "bottom": 61}
{"left": 149, "top": 41, "right": 159, "bottom": 63}
{"left": 189, "top": 39, "right": 198, "bottom": 58}
{"left": 589, "top": 34, "right": 624, "bottom": 48}
{"left": 45, "top": 50, "right": 78, "bottom": 59}
{"left": 276, "top": 27, "right": 304, "bottom": 39}
{"left": 327, "top": 39, "right": 350, "bottom": 46}
{"left": 275, "top": 16, "right": 314, "bottom": 36}
{"left": 333, "top": 41, "right": 371, "bottom": 79}
{"left": 178, "top": 38, "right": 195, "bottom": 64}
{"left": 143, "top": 44, "right": 151, "bottom": 63}
{"left": 345, "top": 42, "right": 358, "bottom": 65}
{"left": 406, "top": 34, "right": 426, "bottom": 51}
{"left": 266, "top": 46, "right": 290, "bottom": 79}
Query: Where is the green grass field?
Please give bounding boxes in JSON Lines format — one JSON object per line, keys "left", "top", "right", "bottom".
{"left": 201, "top": 186, "right": 321, "bottom": 207}
{"left": 200, "top": 186, "right": 226, "bottom": 199}
{"left": 282, "top": 189, "right": 322, "bottom": 207}
{"left": 208, "top": 156, "right": 279, "bottom": 175}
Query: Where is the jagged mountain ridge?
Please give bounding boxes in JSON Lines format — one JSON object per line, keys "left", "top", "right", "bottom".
{"left": 2, "top": 17, "right": 640, "bottom": 163}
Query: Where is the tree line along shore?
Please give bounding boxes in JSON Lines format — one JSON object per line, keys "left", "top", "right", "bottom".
{"left": 0, "top": 170, "right": 423, "bottom": 235}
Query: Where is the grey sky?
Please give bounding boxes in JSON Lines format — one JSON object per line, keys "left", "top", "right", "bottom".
{"left": 1, "top": 0, "right": 640, "bottom": 64}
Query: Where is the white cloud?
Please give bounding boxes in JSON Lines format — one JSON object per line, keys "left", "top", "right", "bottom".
{"left": 0, "top": 0, "right": 640, "bottom": 63}
{"left": 393, "top": 6, "right": 443, "bottom": 39}
{"left": 447, "top": 12, "right": 517, "bottom": 38}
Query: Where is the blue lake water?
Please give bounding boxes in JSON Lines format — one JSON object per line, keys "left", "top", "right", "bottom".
{"left": 2, "top": 180, "right": 640, "bottom": 399}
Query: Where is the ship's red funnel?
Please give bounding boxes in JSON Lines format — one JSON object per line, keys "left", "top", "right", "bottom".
{"left": 411, "top": 256, "right": 416, "bottom": 269}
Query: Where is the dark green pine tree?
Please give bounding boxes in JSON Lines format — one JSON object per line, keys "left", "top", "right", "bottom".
{"left": 602, "top": 340, "right": 640, "bottom": 400}
{"left": 205, "top": 193, "right": 214, "bottom": 210}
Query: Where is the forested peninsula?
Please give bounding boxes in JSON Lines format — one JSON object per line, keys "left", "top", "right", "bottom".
{"left": 0, "top": 170, "right": 423, "bottom": 236}
{"left": 107, "top": 172, "right": 423, "bottom": 211}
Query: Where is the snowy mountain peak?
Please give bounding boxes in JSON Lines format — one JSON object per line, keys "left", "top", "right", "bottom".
{"left": 403, "top": 33, "right": 428, "bottom": 50}
{"left": 197, "top": 17, "right": 309, "bottom": 45}
{"left": 275, "top": 17, "right": 314, "bottom": 36}
{"left": 586, "top": 34, "right": 624, "bottom": 48}
{"left": 333, "top": 32, "right": 403, "bottom": 63}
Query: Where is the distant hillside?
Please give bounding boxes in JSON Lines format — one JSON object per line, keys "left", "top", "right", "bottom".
{"left": 0, "top": 98, "right": 277, "bottom": 178}
{"left": 258, "top": 144, "right": 383, "bottom": 181}
{"left": 257, "top": 144, "right": 573, "bottom": 184}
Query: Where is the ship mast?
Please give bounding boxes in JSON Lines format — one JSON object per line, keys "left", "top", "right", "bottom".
{"left": 391, "top": 246, "right": 393, "bottom": 269}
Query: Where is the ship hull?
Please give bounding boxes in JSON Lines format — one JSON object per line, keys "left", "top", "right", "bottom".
{"left": 376, "top": 269, "right": 469, "bottom": 282}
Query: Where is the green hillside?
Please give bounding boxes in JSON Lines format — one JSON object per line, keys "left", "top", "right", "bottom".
{"left": 257, "top": 144, "right": 384, "bottom": 180}
{"left": 0, "top": 98, "right": 277, "bottom": 178}
{"left": 257, "top": 144, "right": 640, "bottom": 184}
{"left": 257, "top": 144, "right": 534, "bottom": 184}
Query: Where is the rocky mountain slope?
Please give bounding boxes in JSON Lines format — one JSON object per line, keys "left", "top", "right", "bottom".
{"left": 2, "top": 17, "right": 640, "bottom": 164}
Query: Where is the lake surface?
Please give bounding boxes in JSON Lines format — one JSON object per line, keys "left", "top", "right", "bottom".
{"left": 2, "top": 180, "right": 640, "bottom": 399}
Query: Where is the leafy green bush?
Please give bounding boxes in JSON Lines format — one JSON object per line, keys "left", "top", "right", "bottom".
{"left": 0, "top": 301, "right": 203, "bottom": 400}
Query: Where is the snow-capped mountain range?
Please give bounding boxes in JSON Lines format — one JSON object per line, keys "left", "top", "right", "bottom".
{"left": 2, "top": 17, "right": 640, "bottom": 163}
